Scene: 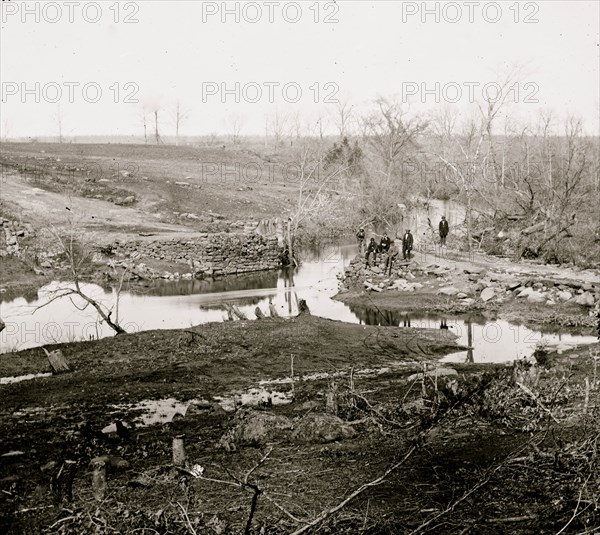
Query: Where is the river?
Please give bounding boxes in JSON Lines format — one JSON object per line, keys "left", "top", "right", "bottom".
{"left": 0, "top": 234, "right": 596, "bottom": 362}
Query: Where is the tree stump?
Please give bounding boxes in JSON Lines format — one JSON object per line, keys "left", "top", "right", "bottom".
{"left": 173, "top": 436, "right": 186, "bottom": 467}
{"left": 325, "top": 382, "right": 339, "bottom": 416}
{"left": 42, "top": 348, "right": 71, "bottom": 374}
{"left": 231, "top": 305, "right": 247, "bottom": 320}
{"left": 51, "top": 460, "right": 77, "bottom": 505}
{"left": 91, "top": 459, "right": 108, "bottom": 501}
{"left": 298, "top": 299, "right": 311, "bottom": 315}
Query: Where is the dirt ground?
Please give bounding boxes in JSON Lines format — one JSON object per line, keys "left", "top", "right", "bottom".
{"left": 0, "top": 142, "right": 305, "bottom": 238}
{"left": 1, "top": 312, "right": 600, "bottom": 534}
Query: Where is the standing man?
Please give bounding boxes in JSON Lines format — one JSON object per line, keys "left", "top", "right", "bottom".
{"left": 356, "top": 227, "right": 366, "bottom": 253}
{"left": 365, "top": 237, "right": 378, "bottom": 266}
{"left": 439, "top": 216, "right": 449, "bottom": 247}
{"left": 385, "top": 237, "right": 400, "bottom": 275}
{"left": 402, "top": 229, "right": 414, "bottom": 260}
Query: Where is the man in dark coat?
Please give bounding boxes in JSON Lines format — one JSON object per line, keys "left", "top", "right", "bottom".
{"left": 356, "top": 227, "right": 365, "bottom": 253}
{"left": 365, "top": 237, "right": 378, "bottom": 266}
{"left": 402, "top": 229, "right": 414, "bottom": 260}
{"left": 439, "top": 216, "right": 449, "bottom": 246}
{"left": 385, "top": 238, "right": 400, "bottom": 275}
{"left": 379, "top": 232, "right": 391, "bottom": 254}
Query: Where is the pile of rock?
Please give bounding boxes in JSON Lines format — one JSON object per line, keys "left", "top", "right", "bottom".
{"left": 0, "top": 219, "right": 35, "bottom": 256}
{"left": 453, "top": 268, "right": 598, "bottom": 308}
{"left": 341, "top": 254, "right": 599, "bottom": 309}
{"left": 510, "top": 279, "right": 597, "bottom": 307}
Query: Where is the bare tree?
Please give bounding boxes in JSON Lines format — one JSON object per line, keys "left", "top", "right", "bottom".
{"left": 363, "top": 97, "right": 428, "bottom": 181}
{"left": 269, "top": 109, "right": 289, "bottom": 146}
{"left": 170, "top": 99, "right": 190, "bottom": 146}
{"left": 316, "top": 113, "right": 326, "bottom": 143}
{"left": 332, "top": 99, "right": 354, "bottom": 139}
{"left": 431, "top": 73, "right": 517, "bottom": 253}
{"left": 36, "top": 217, "right": 128, "bottom": 335}
{"left": 153, "top": 108, "right": 162, "bottom": 145}
{"left": 226, "top": 113, "right": 245, "bottom": 144}
{"left": 355, "top": 98, "right": 428, "bottom": 226}
{"left": 53, "top": 105, "right": 64, "bottom": 143}
{"left": 139, "top": 106, "right": 149, "bottom": 144}
{"left": 288, "top": 111, "right": 303, "bottom": 146}
{"left": 2, "top": 114, "right": 12, "bottom": 141}
{"left": 286, "top": 143, "right": 351, "bottom": 263}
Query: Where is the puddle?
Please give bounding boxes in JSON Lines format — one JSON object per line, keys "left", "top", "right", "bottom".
{"left": 214, "top": 388, "right": 293, "bottom": 412}
{"left": 104, "top": 387, "right": 293, "bottom": 430}
{"left": 0, "top": 372, "right": 52, "bottom": 385}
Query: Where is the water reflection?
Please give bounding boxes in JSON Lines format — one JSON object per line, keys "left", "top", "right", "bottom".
{"left": 347, "top": 306, "right": 596, "bottom": 364}
{"left": 139, "top": 271, "right": 279, "bottom": 297}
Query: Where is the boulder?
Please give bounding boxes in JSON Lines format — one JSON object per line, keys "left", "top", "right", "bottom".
{"left": 292, "top": 413, "right": 357, "bottom": 444}
{"left": 217, "top": 410, "right": 293, "bottom": 449}
{"left": 438, "top": 286, "right": 460, "bottom": 296}
{"left": 480, "top": 288, "right": 495, "bottom": 302}
{"left": 557, "top": 291, "right": 572, "bottom": 301}
{"left": 464, "top": 267, "right": 485, "bottom": 275}
{"left": 186, "top": 400, "right": 227, "bottom": 418}
{"left": 527, "top": 291, "right": 546, "bottom": 304}
{"left": 456, "top": 292, "right": 468, "bottom": 299}
{"left": 575, "top": 292, "right": 595, "bottom": 307}
{"left": 517, "top": 287, "right": 534, "bottom": 298}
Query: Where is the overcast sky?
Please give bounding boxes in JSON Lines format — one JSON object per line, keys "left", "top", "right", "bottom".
{"left": 1, "top": 0, "right": 598, "bottom": 138}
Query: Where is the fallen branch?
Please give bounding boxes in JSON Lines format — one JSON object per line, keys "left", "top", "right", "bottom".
{"left": 289, "top": 445, "right": 417, "bottom": 535}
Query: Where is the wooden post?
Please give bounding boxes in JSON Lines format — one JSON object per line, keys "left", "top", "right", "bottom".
{"left": 269, "top": 302, "right": 279, "bottom": 318}
{"left": 91, "top": 460, "right": 108, "bottom": 501}
{"left": 584, "top": 377, "right": 590, "bottom": 414}
{"left": 298, "top": 299, "right": 310, "bottom": 315}
{"left": 42, "top": 348, "right": 70, "bottom": 374}
{"left": 173, "top": 436, "right": 186, "bottom": 467}
{"left": 231, "top": 305, "right": 248, "bottom": 320}
{"left": 255, "top": 307, "right": 265, "bottom": 320}
{"left": 52, "top": 459, "right": 77, "bottom": 505}
{"left": 326, "top": 382, "right": 339, "bottom": 416}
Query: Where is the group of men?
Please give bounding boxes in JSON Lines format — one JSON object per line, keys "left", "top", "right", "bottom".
{"left": 356, "top": 216, "right": 450, "bottom": 274}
